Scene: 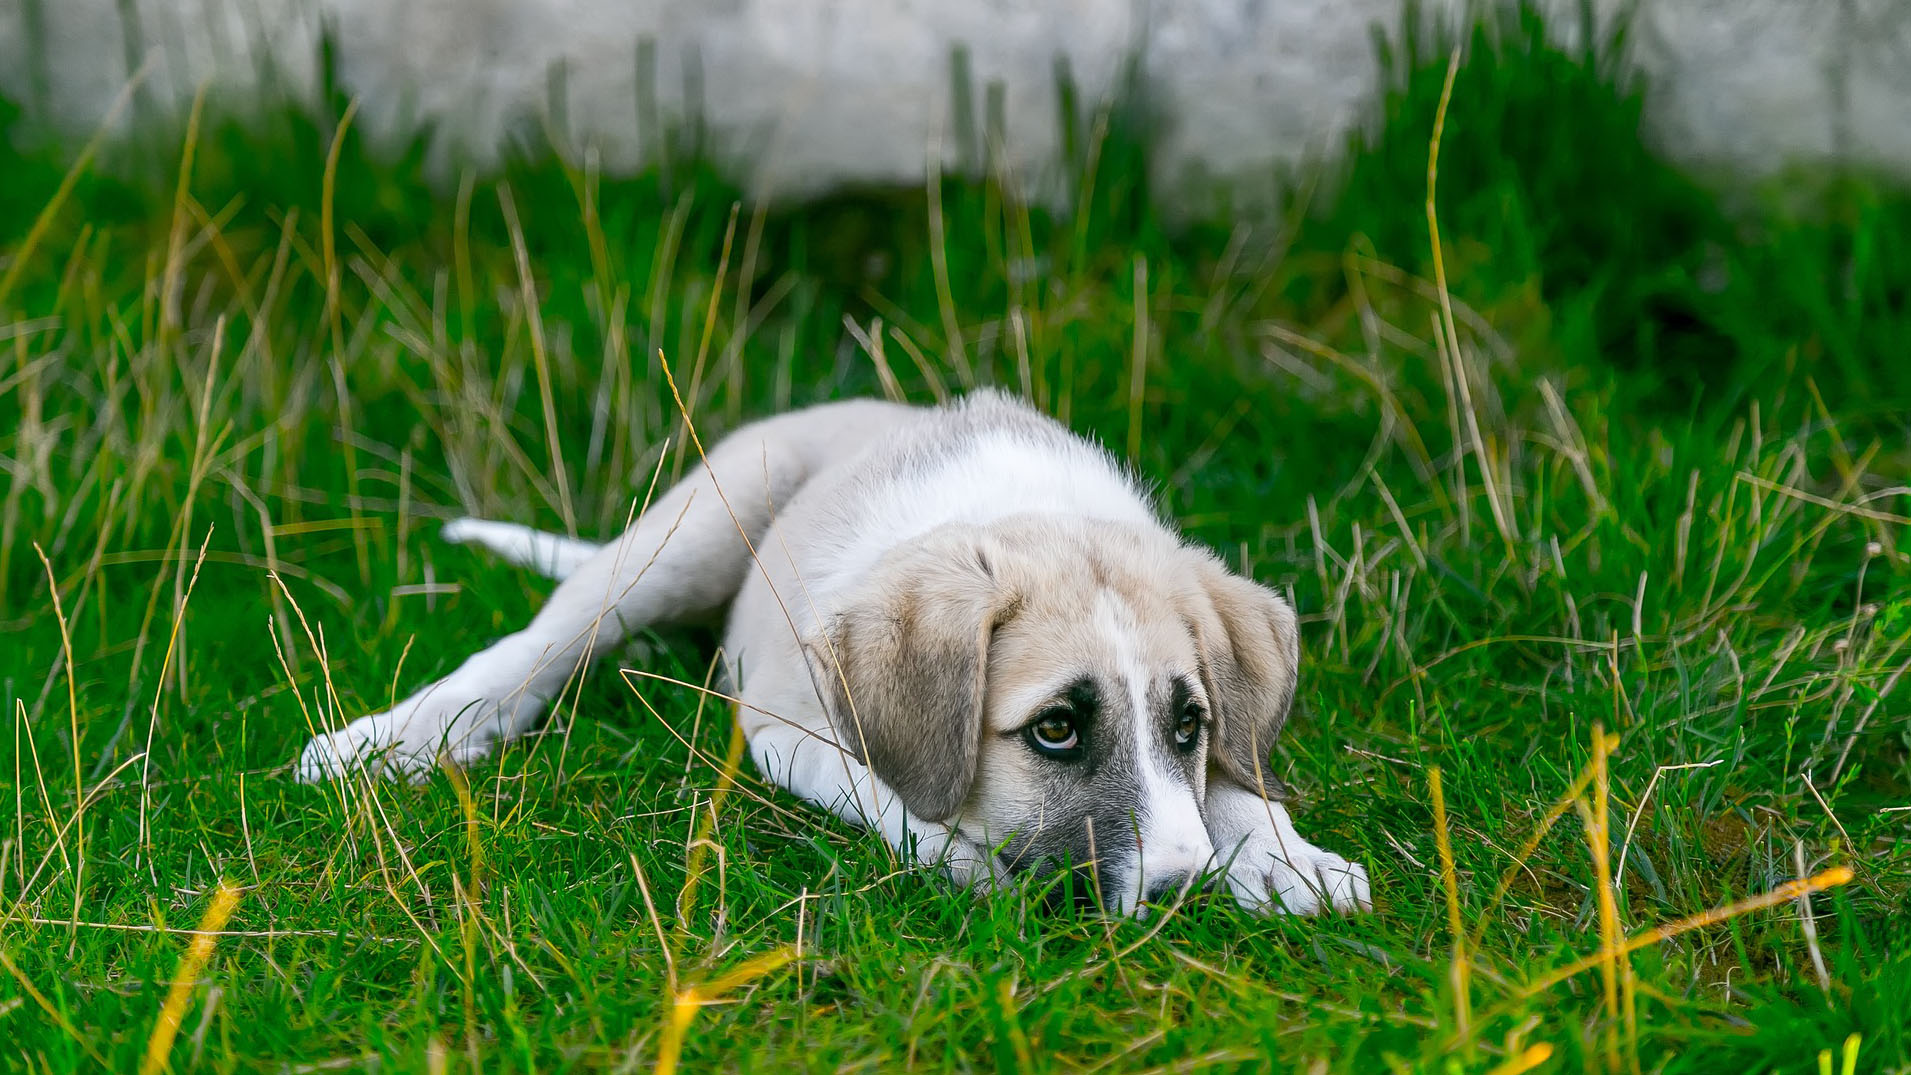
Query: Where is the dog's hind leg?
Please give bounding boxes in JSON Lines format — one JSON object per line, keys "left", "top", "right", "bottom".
{"left": 298, "top": 399, "right": 916, "bottom": 781}
{"left": 441, "top": 518, "right": 603, "bottom": 580}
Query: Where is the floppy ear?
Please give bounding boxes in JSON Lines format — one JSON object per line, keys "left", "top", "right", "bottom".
{"left": 804, "top": 529, "right": 1015, "bottom": 822}
{"left": 1185, "top": 555, "right": 1302, "bottom": 799}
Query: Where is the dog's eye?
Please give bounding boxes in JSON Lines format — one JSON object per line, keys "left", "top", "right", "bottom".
{"left": 1026, "top": 710, "right": 1081, "bottom": 754}
{"left": 1173, "top": 702, "right": 1204, "bottom": 748}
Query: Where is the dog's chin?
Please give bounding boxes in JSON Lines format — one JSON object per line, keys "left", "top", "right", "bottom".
{"left": 1004, "top": 856, "right": 1221, "bottom": 918}
{"left": 999, "top": 853, "right": 1152, "bottom": 918}
{"left": 1028, "top": 862, "right": 1108, "bottom": 915}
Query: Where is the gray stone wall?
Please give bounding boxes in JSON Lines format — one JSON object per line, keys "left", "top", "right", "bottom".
{"left": 2, "top": 0, "right": 1907, "bottom": 203}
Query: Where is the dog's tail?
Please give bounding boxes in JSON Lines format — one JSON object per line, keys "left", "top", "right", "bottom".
{"left": 436, "top": 400, "right": 914, "bottom": 654}
{"left": 441, "top": 518, "right": 604, "bottom": 581}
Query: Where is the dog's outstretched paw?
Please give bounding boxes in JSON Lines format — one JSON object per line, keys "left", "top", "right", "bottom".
{"left": 1222, "top": 839, "right": 1371, "bottom": 915}
{"left": 929, "top": 832, "right": 1009, "bottom": 896}
{"left": 297, "top": 714, "right": 442, "bottom": 783}
{"left": 293, "top": 672, "right": 545, "bottom": 783}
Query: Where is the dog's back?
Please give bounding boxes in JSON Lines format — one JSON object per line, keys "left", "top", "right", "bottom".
{"left": 751, "top": 390, "right": 1160, "bottom": 611}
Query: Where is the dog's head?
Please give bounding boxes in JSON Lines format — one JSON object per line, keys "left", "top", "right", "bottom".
{"left": 804, "top": 516, "right": 1300, "bottom": 914}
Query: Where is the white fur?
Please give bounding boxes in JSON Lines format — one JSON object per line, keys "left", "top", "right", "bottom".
{"left": 440, "top": 517, "right": 603, "bottom": 580}
{"left": 1206, "top": 783, "right": 1368, "bottom": 914}
{"left": 298, "top": 393, "right": 1370, "bottom": 916}
{"left": 1097, "top": 589, "right": 1215, "bottom": 911}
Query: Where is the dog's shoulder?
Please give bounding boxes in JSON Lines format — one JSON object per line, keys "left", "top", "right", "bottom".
{"left": 895, "top": 389, "right": 1137, "bottom": 489}
{"left": 811, "top": 390, "right": 1158, "bottom": 540}
{"left": 935, "top": 387, "right": 1071, "bottom": 442}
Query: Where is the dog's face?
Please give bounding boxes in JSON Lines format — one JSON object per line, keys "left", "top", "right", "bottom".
{"left": 808, "top": 516, "right": 1300, "bottom": 915}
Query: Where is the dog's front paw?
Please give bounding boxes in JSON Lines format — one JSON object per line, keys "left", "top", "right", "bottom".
{"left": 899, "top": 820, "right": 1005, "bottom": 895}
{"left": 1205, "top": 784, "right": 1373, "bottom": 916}
{"left": 1221, "top": 836, "right": 1370, "bottom": 915}
{"left": 297, "top": 710, "right": 445, "bottom": 783}
{"left": 295, "top": 681, "right": 534, "bottom": 783}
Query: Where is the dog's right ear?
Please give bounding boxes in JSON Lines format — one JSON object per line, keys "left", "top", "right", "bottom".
{"left": 803, "top": 528, "right": 1016, "bottom": 823}
{"left": 1184, "top": 554, "right": 1303, "bottom": 799}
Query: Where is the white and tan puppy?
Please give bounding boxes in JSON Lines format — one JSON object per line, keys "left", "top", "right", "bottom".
{"left": 299, "top": 391, "right": 1370, "bottom": 915}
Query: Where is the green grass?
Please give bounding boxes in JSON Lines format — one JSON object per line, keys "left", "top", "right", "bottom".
{"left": 3, "top": 7, "right": 1909, "bottom": 1071}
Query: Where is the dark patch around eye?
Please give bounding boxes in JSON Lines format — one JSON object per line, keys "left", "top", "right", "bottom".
{"left": 1004, "top": 677, "right": 1102, "bottom": 735}
{"left": 1162, "top": 675, "right": 1205, "bottom": 753}
{"left": 1168, "top": 676, "right": 1196, "bottom": 716}
{"left": 1015, "top": 676, "right": 1103, "bottom": 760}
{"left": 1062, "top": 677, "right": 1101, "bottom": 726}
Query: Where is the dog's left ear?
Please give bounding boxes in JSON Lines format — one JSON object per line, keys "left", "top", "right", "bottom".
{"left": 803, "top": 527, "right": 1016, "bottom": 823}
{"left": 1184, "top": 554, "right": 1302, "bottom": 798}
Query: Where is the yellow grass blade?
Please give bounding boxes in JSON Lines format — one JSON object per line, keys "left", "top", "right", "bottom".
{"left": 1467, "top": 730, "right": 1620, "bottom": 952}
{"left": 32, "top": 544, "right": 84, "bottom": 945}
{"left": 653, "top": 946, "right": 797, "bottom": 1075}
{"left": 676, "top": 710, "right": 747, "bottom": 938}
{"left": 1486, "top": 1043, "right": 1555, "bottom": 1075}
{"left": 1428, "top": 765, "right": 1471, "bottom": 1049}
{"left": 1581, "top": 724, "right": 1629, "bottom": 1075}
{"left": 1522, "top": 867, "right": 1854, "bottom": 995}
{"left": 141, "top": 881, "right": 242, "bottom": 1075}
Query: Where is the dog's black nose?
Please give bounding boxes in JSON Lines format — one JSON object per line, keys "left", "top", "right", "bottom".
{"left": 1143, "top": 872, "right": 1193, "bottom": 905}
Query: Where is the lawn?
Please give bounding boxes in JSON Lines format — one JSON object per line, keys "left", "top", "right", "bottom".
{"left": 3, "top": 9, "right": 1908, "bottom": 1072}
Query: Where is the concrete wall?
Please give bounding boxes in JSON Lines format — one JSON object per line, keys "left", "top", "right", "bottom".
{"left": 3, "top": 0, "right": 1908, "bottom": 204}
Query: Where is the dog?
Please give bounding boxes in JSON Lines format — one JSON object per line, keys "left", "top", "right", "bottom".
{"left": 298, "top": 390, "right": 1370, "bottom": 915}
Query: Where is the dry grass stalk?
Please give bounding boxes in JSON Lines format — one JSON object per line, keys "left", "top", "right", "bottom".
{"left": 140, "top": 881, "right": 242, "bottom": 1075}
{"left": 1428, "top": 765, "right": 1471, "bottom": 1047}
